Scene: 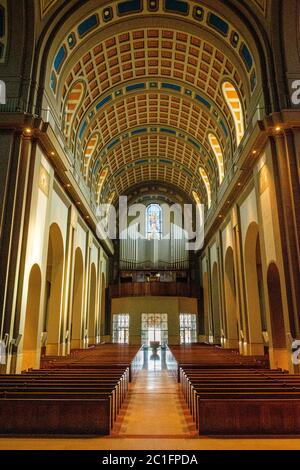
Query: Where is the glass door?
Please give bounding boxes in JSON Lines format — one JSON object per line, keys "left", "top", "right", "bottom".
{"left": 141, "top": 313, "right": 168, "bottom": 347}
{"left": 112, "top": 314, "right": 130, "bottom": 344}
{"left": 180, "top": 314, "right": 197, "bottom": 344}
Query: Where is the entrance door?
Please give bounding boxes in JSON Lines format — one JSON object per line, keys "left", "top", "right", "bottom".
{"left": 180, "top": 314, "right": 197, "bottom": 344}
{"left": 112, "top": 314, "right": 130, "bottom": 344}
{"left": 141, "top": 314, "right": 168, "bottom": 347}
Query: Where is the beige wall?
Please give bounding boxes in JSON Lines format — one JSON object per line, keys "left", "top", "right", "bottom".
{"left": 111, "top": 296, "right": 198, "bottom": 346}
{"left": 222, "top": 221, "right": 233, "bottom": 258}
{"left": 15, "top": 145, "right": 109, "bottom": 372}
{"left": 200, "top": 138, "right": 294, "bottom": 371}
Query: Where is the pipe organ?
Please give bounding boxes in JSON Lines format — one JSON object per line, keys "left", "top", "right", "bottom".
{"left": 120, "top": 223, "right": 189, "bottom": 270}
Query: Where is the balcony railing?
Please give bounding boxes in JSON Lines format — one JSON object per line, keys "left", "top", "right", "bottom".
{"left": 109, "top": 281, "right": 200, "bottom": 298}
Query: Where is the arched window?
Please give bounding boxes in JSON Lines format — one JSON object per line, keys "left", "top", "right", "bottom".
{"left": 199, "top": 167, "right": 212, "bottom": 208}
{"left": 208, "top": 133, "right": 224, "bottom": 184}
{"left": 146, "top": 204, "right": 162, "bottom": 240}
{"left": 63, "top": 81, "right": 85, "bottom": 142}
{"left": 222, "top": 81, "right": 245, "bottom": 146}
{"left": 84, "top": 133, "right": 99, "bottom": 178}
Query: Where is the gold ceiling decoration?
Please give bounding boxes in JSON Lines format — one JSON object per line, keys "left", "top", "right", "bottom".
{"left": 57, "top": 27, "right": 247, "bottom": 201}
{"left": 97, "top": 134, "right": 212, "bottom": 206}
{"left": 45, "top": 2, "right": 259, "bottom": 206}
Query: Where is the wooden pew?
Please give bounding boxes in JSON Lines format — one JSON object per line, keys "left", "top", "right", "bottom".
{"left": 0, "top": 344, "right": 142, "bottom": 435}
{"left": 169, "top": 344, "right": 300, "bottom": 435}
{"left": 0, "top": 398, "right": 111, "bottom": 435}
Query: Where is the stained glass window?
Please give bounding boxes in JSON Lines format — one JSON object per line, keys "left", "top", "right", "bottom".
{"left": 146, "top": 204, "right": 162, "bottom": 240}
{"left": 141, "top": 313, "right": 168, "bottom": 346}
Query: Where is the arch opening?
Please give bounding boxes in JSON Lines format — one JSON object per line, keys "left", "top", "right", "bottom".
{"left": 44, "top": 223, "right": 64, "bottom": 356}
{"left": 244, "top": 222, "right": 264, "bottom": 356}
{"left": 88, "top": 263, "right": 97, "bottom": 345}
{"left": 267, "top": 263, "right": 286, "bottom": 348}
{"left": 211, "top": 263, "right": 221, "bottom": 344}
{"left": 71, "top": 247, "right": 84, "bottom": 349}
{"left": 267, "top": 262, "right": 289, "bottom": 370}
{"left": 222, "top": 81, "right": 245, "bottom": 146}
{"left": 202, "top": 271, "right": 210, "bottom": 342}
{"left": 224, "top": 247, "right": 239, "bottom": 349}
{"left": 22, "top": 264, "right": 42, "bottom": 371}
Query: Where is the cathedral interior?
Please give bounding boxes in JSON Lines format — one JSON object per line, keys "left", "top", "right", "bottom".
{"left": 0, "top": 0, "right": 300, "bottom": 451}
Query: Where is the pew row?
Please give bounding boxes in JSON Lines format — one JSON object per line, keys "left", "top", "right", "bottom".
{"left": 170, "top": 344, "right": 300, "bottom": 435}
{"left": 0, "top": 344, "right": 143, "bottom": 435}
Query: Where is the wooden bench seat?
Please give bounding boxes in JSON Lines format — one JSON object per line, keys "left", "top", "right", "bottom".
{"left": 0, "top": 344, "right": 142, "bottom": 435}
{"left": 169, "top": 344, "right": 300, "bottom": 436}
{"left": 197, "top": 398, "right": 300, "bottom": 435}
{"left": 0, "top": 398, "right": 111, "bottom": 435}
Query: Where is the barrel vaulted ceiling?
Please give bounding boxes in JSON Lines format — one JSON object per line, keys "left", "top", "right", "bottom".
{"left": 39, "top": 0, "right": 268, "bottom": 19}
{"left": 45, "top": 0, "right": 261, "bottom": 209}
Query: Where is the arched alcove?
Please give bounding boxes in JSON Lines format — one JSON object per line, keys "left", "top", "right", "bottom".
{"left": 211, "top": 262, "right": 221, "bottom": 344}
{"left": 267, "top": 262, "right": 290, "bottom": 370}
{"left": 88, "top": 263, "right": 97, "bottom": 345}
{"left": 71, "top": 247, "right": 84, "bottom": 349}
{"left": 224, "top": 247, "right": 239, "bottom": 348}
{"left": 256, "top": 237, "right": 267, "bottom": 331}
{"left": 62, "top": 80, "right": 85, "bottom": 144}
{"left": 202, "top": 271, "right": 210, "bottom": 341}
{"left": 44, "top": 223, "right": 64, "bottom": 356}
{"left": 267, "top": 263, "right": 286, "bottom": 348}
{"left": 22, "top": 264, "right": 42, "bottom": 371}
{"left": 100, "top": 272, "right": 106, "bottom": 337}
{"left": 244, "top": 222, "right": 264, "bottom": 355}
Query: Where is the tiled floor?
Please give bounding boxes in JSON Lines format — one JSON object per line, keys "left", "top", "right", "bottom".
{"left": 1, "top": 350, "right": 300, "bottom": 450}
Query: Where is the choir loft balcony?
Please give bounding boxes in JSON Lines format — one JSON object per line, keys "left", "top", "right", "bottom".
{"left": 109, "top": 281, "right": 200, "bottom": 299}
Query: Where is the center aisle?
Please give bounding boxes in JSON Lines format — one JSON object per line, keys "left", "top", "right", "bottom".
{"left": 113, "top": 349, "right": 196, "bottom": 438}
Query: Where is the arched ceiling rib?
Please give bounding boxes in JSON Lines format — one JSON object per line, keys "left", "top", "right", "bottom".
{"left": 80, "top": 91, "right": 231, "bottom": 180}
{"left": 101, "top": 162, "right": 206, "bottom": 207}
{"left": 93, "top": 133, "right": 217, "bottom": 204}
{"left": 61, "top": 28, "right": 248, "bottom": 149}
{"left": 124, "top": 181, "right": 194, "bottom": 207}
{"left": 45, "top": 0, "right": 260, "bottom": 206}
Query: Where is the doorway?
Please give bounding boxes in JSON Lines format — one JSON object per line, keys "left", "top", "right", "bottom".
{"left": 180, "top": 314, "right": 197, "bottom": 344}
{"left": 22, "top": 264, "right": 42, "bottom": 370}
{"left": 112, "top": 314, "right": 130, "bottom": 344}
{"left": 141, "top": 313, "right": 168, "bottom": 347}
